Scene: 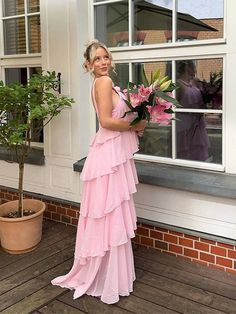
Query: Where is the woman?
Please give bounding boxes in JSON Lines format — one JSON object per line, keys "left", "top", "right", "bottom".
{"left": 176, "top": 60, "right": 210, "bottom": 161}
{"left": 51, "top": 40, "right": 146, "bottom": 304}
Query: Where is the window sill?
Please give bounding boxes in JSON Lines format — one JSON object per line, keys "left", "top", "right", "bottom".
{"left": 0, "top": 146, "right": 45, "bottom": 166}
{"left": 73, "top": 158, "right": 236, "bottom": 199}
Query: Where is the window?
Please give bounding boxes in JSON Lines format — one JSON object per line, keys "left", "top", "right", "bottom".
{"left": 94, "top": 0, "right": 224, "bottom": 47}
{"left": 0, "top": 0, "right": 42, "bottom": 143}
{"left": 92, "top": 0, "right": 225, "bottom": 171}
{"left": 2, "top": 0, "right": 41, "bottom": 55}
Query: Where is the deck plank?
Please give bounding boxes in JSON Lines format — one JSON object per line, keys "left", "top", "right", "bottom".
{"left": 0, "top": 234, "right": 75, "bottom": 281}
{"left": 38, "top": 299, "right": 86, "bottom": 314}
{"left": 133, "top": 281, "right": 226, "bottom": 314}
{"left": 0, "top": 259, "right": 73, "bottom": 312}
{"left": 135, "top": 246, "right": 236, "bottom": 285}
{"left": 135, "top": 255, "right": 236, "bottom": 300}
{"left": 59, "top": 291, "right": 134, "bottom": 314}
{"left": 135, "top": 268, "right": 236, "bottom": 314}
{"left": 0, "top": 220, "right": 75, "bottom": 269}
{"left": 59, "top": 291, "right": 177, "bottom": 314}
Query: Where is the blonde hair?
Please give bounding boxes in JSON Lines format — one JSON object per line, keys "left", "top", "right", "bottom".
{"left": 83, "top": 39, "right": 114, "bottom": 73}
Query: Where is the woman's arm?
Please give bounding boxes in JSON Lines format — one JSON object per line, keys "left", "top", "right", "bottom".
{"left": 94, "top": 76, "right": 146, "bottom": 132}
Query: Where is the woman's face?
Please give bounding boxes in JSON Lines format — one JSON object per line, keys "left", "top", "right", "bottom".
{"left": 90, "top": 47, "right": 111, "bottom": 78}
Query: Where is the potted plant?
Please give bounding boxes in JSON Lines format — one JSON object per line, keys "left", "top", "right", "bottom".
{"left": 0, "top": 71, "right": 74, "bottom": 253}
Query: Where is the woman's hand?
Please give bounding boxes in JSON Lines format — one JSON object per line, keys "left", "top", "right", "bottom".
{"left": 132, "top": 119, "right": 146, "bottom": 133}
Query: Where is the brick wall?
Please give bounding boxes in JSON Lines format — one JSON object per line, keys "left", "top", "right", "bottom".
{"left": 135, "top": 223, "right": 236, "bottom": 275}
{"left": 1, "top": 186, "right": 236, "bottom": 274}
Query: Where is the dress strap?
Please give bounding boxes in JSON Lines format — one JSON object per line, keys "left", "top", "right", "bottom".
{"left": 91, "top": 78, "right": 99, "bottom": 116}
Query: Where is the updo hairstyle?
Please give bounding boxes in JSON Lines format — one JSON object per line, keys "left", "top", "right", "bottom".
{"left": 83, "top": 40, "right": 114, "bottom": 73}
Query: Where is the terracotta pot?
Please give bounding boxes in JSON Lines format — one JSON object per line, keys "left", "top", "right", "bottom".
{"left": 0, "top": 199, "right": 46, "bottom": 254}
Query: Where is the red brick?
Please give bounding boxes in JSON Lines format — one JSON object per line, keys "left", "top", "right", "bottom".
{"left": 62, "top": 215, "right": 71, "bottom": 224}
{"left": 184, "top": 248, "right": 198, "bottom": 259}
{"left": 137, "top": 226, "right": 149, "bottom": 237}
{"left": 194, "top": 260, "right": 208, "bottom": 267}
{"left": 57, "top": 206, "right": 67, "bottom": 215}
{"left": 211, "top": 246, "right": 226, "bottom": 257}
{"left": 200, "top": 238, "right": 216, "bottom": 245}
{"left": 200, "top": 252, "right": 215, "bottom": 263}
{"left": 141, "top": 223, "right": 154, "bottom": 229}
{"left": 150, "top": 230, "right": 163, "bottom": 240}
{"left": 140, "top": 236, "right": 153, "bottom": 247}
{"left": 5, "top": 193, "right": 13, "bottom": 201}
{"left": 169, "top": 244, "right": 183, "bottom": 254}
{"left": 132, "top": 235, "right": 140, "bottom": 244}
{"left": 155, "top": 226, "right": 167, "bottom": 233}
{"left": 155, "top": 240, "right": 168, "bottom": 250}
{"left": 70, "top": 206, "right": 80, "bottom": 211}
{"left": 217, "top": 242, "right": 235, "bottom": 250}
{"left": 164, "top": 234, "right": 178, "bottom": 244}
{"left": 169, "top": 230, "right": 183, "bottom": 237}
{"left": 184, "top": 234, "right": 199, "bottom": 241}
{"left": 67, "top": 209, "right": 77, "bottom": 217}
{"left": 209, "top": 264, "right": 225, "bottom": 271}
{"left": 71, "top": 218, "right": 78, "bottom": 226}
{"left": 228, "top": 250, "right": 236, "bottom": 259}
{"left": 47, "top": 204, "right": 57, "bottom": 212}
{"left": 0, "top": 192, "right": 5, "bottom": 198}
{"left": 226, "top": 268, "right": 236, "bottom": 275}
{"left": 216, "top": 257, "right": 233, "bottom": 268}
{"left": 194, "top": 241, "right": 209, "bottom": 252}
{"left": 51, "top": 213, "right": 61, "bottom": 221}
{"left": 179, "top": 238, "right": 193, "bottom": 248}
{"left": 44, "top": 211, "right": 52, "bottom": 219}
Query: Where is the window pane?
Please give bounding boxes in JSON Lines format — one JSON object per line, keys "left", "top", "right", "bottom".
{"left": 133, "top": 0, "right": 173, "bottom": 45}
{"left": 29, "top": 67, "right": 43, "bottom": 143}
{"left": 177, "top": 0, "right": 223, "bottom": 41}
{"left": 95, "top": 1, "right": 128, "bottom": 47}
{"left": 139, "top": 124, "right": 172, "bottom": 157}
{"left": 5, "top": 68, "right": 27, "bottom": 85}
{"left": 3, "top": 18, "right": 26, "bottom": 54}
{"left": 110, "top": 63, "right": 129, "bottom": 90}
{"left": 27, "top": 0, "right": 40, "bottom": 13}
{"left": 133, "top": 61, "right": 172, "bottom": 157}
{"left": 28, "top": 15, "right": 41, "bottom": 53}
{"left": 2, "top": 0, "right": 24, "bottom": 17}
{"left": 176, "top": 59, "right": 223, "bottom": 110}
{"left": 176, "top": 113, "right": 222, "bottom": 163}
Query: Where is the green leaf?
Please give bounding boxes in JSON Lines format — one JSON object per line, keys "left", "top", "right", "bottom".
{"left": 130, "top": 117, "right": 142, "bottom": 126}
{"left": 141, "top": 67, "right": 149, "bottom": 87}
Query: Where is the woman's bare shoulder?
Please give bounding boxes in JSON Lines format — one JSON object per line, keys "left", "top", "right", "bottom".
{"left": 95, "top": 76, "right": 112, "bottom": 88}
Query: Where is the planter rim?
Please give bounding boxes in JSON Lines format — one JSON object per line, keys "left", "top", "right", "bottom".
{"left": 0, "top": 199, "right": 46, "bottom": 222}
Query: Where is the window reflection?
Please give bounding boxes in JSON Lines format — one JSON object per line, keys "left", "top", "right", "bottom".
{"left": 177, "top": 0, "right": 223, "bottom": 41}
{"left": 176, "top": 59, "right": 222, "bottom": 163}
{"left": 94, "top": 0, "right": 223, "bottom": 46}
{"left": 176, "top": 113, "right": 222, "bottom": 163}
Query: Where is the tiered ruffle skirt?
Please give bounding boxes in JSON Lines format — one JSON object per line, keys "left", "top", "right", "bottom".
{"left": 51, "top": 128, "right": 139, "bottom": 304}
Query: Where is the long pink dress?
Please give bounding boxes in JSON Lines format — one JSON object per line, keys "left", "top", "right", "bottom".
{"left": 51, "top": 82, "right": 139, "bottom": 304}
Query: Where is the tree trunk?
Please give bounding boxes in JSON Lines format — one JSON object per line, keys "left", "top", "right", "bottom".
{"left": 18, "top": 162, "right": 24, "bottom": 217}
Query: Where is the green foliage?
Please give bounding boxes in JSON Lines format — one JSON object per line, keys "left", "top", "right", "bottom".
{"left": 0, "top": 71, "right": 74, "bottom": 150}
{"left": 0, "top": 71, "right": 75, "bottom": 217}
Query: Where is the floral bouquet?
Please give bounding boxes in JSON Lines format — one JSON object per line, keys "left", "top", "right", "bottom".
{"left": 122, "top": 69, "right": 180, "bottom": 126}
{"left": 199, "top": 71, "right": 222, "bottom": 109}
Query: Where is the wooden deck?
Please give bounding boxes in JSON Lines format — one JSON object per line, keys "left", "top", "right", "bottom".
{"left": 1, "top": 220, "right": 236, "bottom": 314}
